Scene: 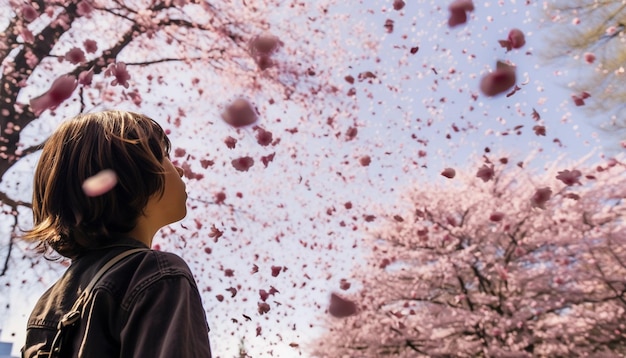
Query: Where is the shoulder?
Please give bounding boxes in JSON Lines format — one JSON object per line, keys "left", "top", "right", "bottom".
{"left": 136, "top": 249, "right": 193, "bottom": 275}
{"left": 97, "top": 249, "right": 199, "bottom": 308}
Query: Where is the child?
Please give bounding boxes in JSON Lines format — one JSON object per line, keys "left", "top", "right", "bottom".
{"left": 21, "top": 111, "right": 212, "bottom": 357}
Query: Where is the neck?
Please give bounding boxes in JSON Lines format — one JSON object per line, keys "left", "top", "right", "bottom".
{"left": 127, "top": 217, "right": 157, "bottom": 248}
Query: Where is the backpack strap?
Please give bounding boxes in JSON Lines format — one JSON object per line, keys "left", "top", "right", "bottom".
{"left": 47, "top": 248, "right": 149, "bottom": 357}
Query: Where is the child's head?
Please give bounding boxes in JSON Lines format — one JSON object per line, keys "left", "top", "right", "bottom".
{"left": 24, "top": 110, "right": 172, "bottom": 258}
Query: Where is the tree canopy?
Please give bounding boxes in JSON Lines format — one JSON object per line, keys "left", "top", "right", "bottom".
{"left": 313, "top": 154, "right": 626, "bottom": 357}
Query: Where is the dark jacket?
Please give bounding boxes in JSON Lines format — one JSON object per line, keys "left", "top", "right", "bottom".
{"left": 22, "top": 238, "right": 212, "bottom": 357}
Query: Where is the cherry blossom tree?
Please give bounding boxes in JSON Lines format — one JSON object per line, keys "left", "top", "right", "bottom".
{"left": 540, "top": 0, "right": 626, "bottom": 132}
{"left": 0, "top": 0, "right": 359, "bottom": 274}
{"left": 312, "top": 154, "right": 626, "bottom": 357}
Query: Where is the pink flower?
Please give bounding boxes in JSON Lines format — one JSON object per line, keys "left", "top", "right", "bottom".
{"left": 480, "top": 61, "right": 516, "bottom": 97}
{"left": 556, "top": 169, "right": 582, "bottom": 186}
{"left": 489, "top": 212, "right": 505, "bottom": 222}
{"left": 530, "top": 187, "right": 552, "bottom": 209}
{"left": 232, "top": 156, "right": 254, "bottom": 171}
{"left": 221, "top": 99, "right": 258, "bottom": 127}
{"left": 476, "top": 164, "right": 494, "bottom": 182}
{"left": 448, "top": 0, "right": 474, "bottom": 27}
{"left": 441, "top": 168, "right": 456, "bottom": 178}
{"left": 30, "top": 75, "right": 77, "bottom": 115}
{"left": 82, "top": 169, "right": 117, "bottom": 197}
{"left": 105, "top": 62, "right": 131, "bottom": 88}
{"left": 328, "top": 293, "right": 357, "bottom": 318}
{"left": 65, "top": 47, "right": 86, "bottom": 64}
{"left": 83, "top": 39, "right": 98, "bottom": 53}
{"left": 76, "top": 1, "right": 94, "bottom": 17}
{"left": 78, "top": 68, "right": 94, "bottom": 86}
{"left": 21, "top": 4, "right": 38, "bottom": 22}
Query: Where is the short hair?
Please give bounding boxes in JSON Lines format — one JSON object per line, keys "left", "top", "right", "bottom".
{"left": 22, "top": 111, "right": 171, "bottom": 259}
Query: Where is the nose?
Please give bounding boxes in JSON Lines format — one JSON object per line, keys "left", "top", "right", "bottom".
{"left": 175, "top": 166, "right": 184, "bottom": 177}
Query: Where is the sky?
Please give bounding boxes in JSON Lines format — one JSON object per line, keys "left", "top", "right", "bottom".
{"left": 0, "top": 0, "right": 620, "bottom": 357}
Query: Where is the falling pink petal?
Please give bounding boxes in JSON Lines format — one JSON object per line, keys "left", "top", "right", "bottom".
{"left": 232, "top": 156, "right": 254, "bottom": 171}
{"left": 476, "top": 164, "right": 495, "bottom": 182}
{"left": 441, "top": 168, "right": 456, "bottom": 178}
{"left": 271, "top": 266, "right": 282, "bottom": 277}
{"left": 384, "top": 19, "right": 394, "bottom": 33}
{"left": 30, "top": 75, "right": 78, "bottom": 115}
{"left": 221, "top": 98, "right": 258, "bottom": 127}
{"left": 448, "top": 0, "right": 474, "bottom": 27}
{"left": 259, "top": 289, "right": 269, "bottom": 301}
{"left": 572, "top": 94, "right": 585, "bottom": 106}
{"left": 174, "top": 147, "right": 186, "bottom": 157}
{"left": 250, "top": 33, "right": 280, "bottom": 56}
{"left": 393, "top": 0, "right": 405, "bottom": 10}
{"left": 256, "top": 128, "right": 273, "bottom": 146}
{"left": 480, "top": 61, "right": 516, "bottom": 97}
{"left": 533, "top": 125, "right": 546, "bottom": 136}
{"left": 249, "top": 33, "right": 281, "bottom": 70}
{"left": 359, "top": 156, "right": 371, "bottom": 166}
{"left": 556, "top": 169, "right": 582, "bottom": 186}
{"left": 258, "top": 302, "right": 271, "bottom": 315}
{"left": 226, "top": 287, "right": 237, "bottom": 297}
{"left": 82, "top": 169, "right": 117, "bottom": 197}
{"left": 224, "top": 136, "right": 237, "bottom": 149}
{"left": 329, "top": 293, "right": 357, "bottom": 318}
{"left": 260, "top": 153, "right": 275, "bottom": 167}
{"left": 530, "top": 187, "right": 552, "bottom": 209}
{"left": 346, "top": 127, "right": 358, "bottom": 141}
{"left": 508, "top": 29, "right": 525, "bottom": 49}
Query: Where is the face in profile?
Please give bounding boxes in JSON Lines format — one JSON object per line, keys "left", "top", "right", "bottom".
{"left": 147, "top": 157, "right": 188, "bottom": 228}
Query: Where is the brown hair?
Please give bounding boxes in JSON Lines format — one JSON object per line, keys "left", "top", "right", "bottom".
{"left": 22, "top": 111, "right": 171, "bottom": 259}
